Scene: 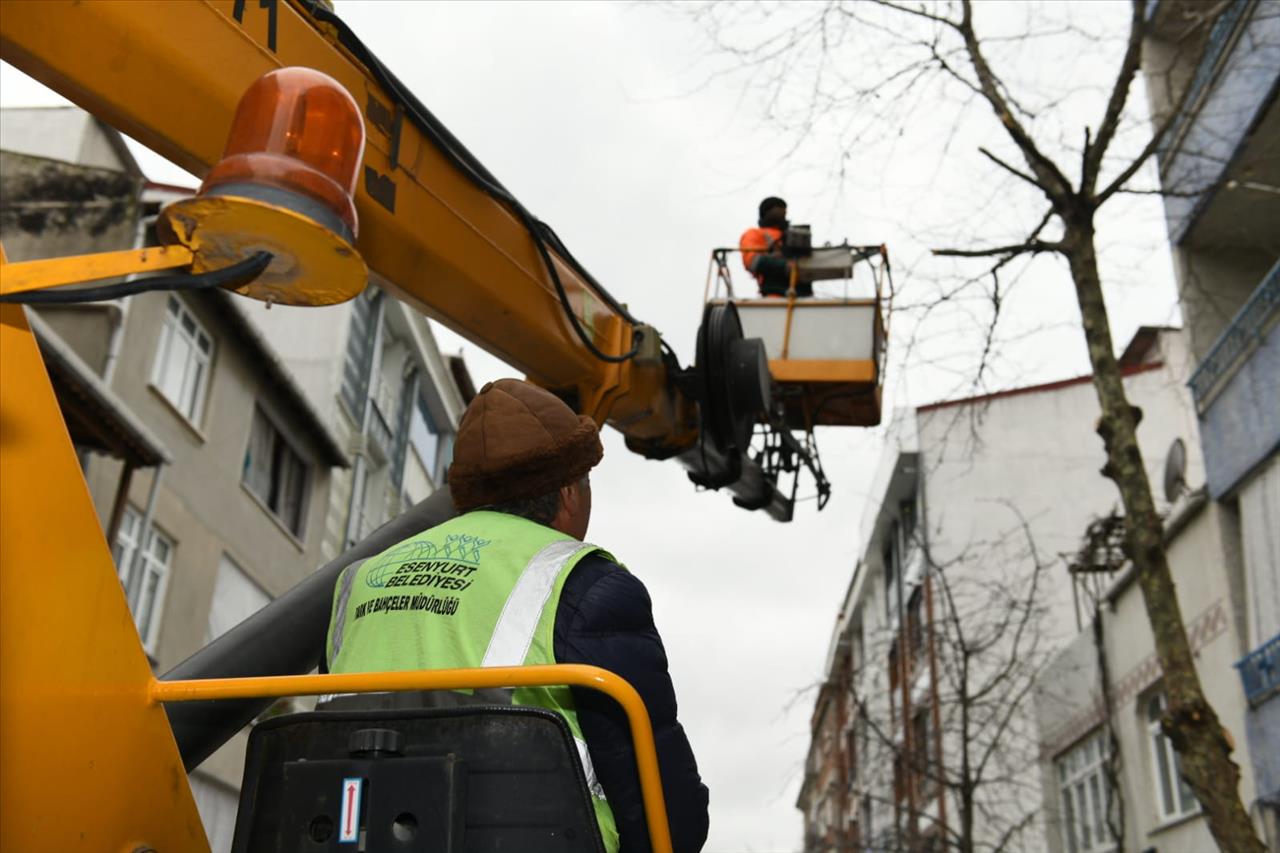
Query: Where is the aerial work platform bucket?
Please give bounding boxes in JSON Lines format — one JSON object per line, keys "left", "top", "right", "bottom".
{"left": 706, "top": 244, "right": 889, "bottom": 429}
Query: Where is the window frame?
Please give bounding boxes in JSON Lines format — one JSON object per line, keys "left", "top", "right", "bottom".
{"left": 1055, "top": 729, "right": 1115, "bottom": 853}
{"left": 205, "top": 553, "right": 272, "bottom": 645}
{"left": 241, "top": 406, "right": 312, "bottom": 540}
{"left": 912, "top": 705, "right": 940, "bottom": 801}
{"left": 112, "top": 505, "right": 174, "bottom": 656}
{"left": 1145, "top": 692, "right": 1199, "bottom": 823}
{"left": 150, "top": 295, "right": 214, "bottom": 425}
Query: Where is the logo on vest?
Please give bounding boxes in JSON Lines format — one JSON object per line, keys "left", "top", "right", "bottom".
{"left": 366, "top": 535, "right": 491, "bottom": 585}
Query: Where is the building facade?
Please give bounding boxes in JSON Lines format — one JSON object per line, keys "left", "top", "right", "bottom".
{"left": 1, "top": 106, "right": 473, "bottom": 851}
{"left": 799, "top": 328, "right": 1214, "bottom": 852}
{"left": 234, "top": 274, "right": 473, "bottom": 567}
{"left": 1144, "top": 0, "right": 1280, "bottom": 844}
{"left": 942, "top": 4, "right": 1280, "bottom": 848}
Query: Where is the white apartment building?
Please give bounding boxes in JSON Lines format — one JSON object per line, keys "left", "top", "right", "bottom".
{"left": 800, "top": 327, "right": 1212, "bottom": 852}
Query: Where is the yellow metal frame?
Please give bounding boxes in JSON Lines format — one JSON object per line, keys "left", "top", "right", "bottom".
{"left": 769, "top": 359, "right": 877, "bottom": 384}
{"left": 152, "top": 664, "right": 674, "bottom": 853}
{"left": 0, "top": 0, "right": 697, "bottom": 448}
{"left": 0, "top": 245, "right": 193, "bottom": 296}
{"left": 0, "top": 239, "right": 675, "bottom": 849}
{"left": 0, "top": 3, "right": 716, "bottom": 847}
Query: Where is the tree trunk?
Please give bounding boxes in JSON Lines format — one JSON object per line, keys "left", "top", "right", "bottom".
{"left": 1065, "top": 220, "right": 1264, "bottom": 853}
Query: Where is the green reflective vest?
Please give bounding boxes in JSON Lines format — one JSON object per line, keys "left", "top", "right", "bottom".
{"left": 325, "top": 510, "right": 620, "bottom": 852}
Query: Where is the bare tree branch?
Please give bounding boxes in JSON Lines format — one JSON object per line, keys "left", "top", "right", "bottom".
{"left": 957, "top": 0, "right": 1074, "bottom": 203}
{"left": 1082, "top": 0, "right": 1147, "bottom": 193}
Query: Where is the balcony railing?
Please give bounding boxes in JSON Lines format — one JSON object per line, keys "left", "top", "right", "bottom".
{"left": 1235, "top": 632, "right": 1280, "bottom": 707}
{"left": 1158, "top": 0, "right": 1251, "bottom": 164}
{"left": 1188, "top": 260, "right": 1280, "bottom": 407}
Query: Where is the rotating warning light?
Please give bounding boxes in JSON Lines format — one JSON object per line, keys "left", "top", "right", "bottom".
{"left": 203, "top": 67, "right": 365, "bottom": 240}
{"left": 158, "top": 67, "right": 369, "bottom": 306}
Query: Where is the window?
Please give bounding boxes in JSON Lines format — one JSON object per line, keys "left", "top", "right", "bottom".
{"left": 884, "top": 523, "right": 901, "bottom": 620}
{"left": 888, "top": 641, "right": 901, "bottom": 692}
{"left": 242, "top": 407, "right": 310, "bottom": 537}
{"left": 908, "top": 586, "right": 926, "bottom": 664}
{"left": 409, "top": 392, "right": 442, "bottom": 478}
{"left": 860, "top": 795, "right": 873, "bottom": 853}
{"left": 850, "top": 619, "right": 864, "bottom": 677}
{"left": 205, "top": 554, "right": 271, "bottom": 644}
{"left": 856, "top": 710, "right": 869, "bottom": 779}
{"left": 1056, "top": 730, "right": 1114, "bottom": 853}
{"left": 913, "top": 707, "right": 939, "bottom": 799}
{"left": 113, "top": 506, "right": 173, "bottom": 655}
{"left": 152, "top": 296, "right": 213, "bottom": 423}
{"left": 1146, "top": 693, "right": 1198, "bottom": 822}
{"left": 899, "top": 497, "right": 916, "bottom": 549}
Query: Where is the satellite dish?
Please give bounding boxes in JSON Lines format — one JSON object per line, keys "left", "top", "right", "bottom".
{"left": 1164, "top": 438, "right": 1187, "bottom": 502}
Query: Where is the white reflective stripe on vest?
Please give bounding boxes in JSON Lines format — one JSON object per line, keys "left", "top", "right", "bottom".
{"left": 575, "top": 736, "right": 606, "bottom": 800}
{"left": 482, "top": 539, "right": 591, "bottom": 668}
{"left": 327, "top": 559, "right": 366, "bottom": 670}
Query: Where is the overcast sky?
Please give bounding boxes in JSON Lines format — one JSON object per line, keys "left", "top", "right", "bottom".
{"left": 0, "top": 2, "right": 1181, "bottom": 849}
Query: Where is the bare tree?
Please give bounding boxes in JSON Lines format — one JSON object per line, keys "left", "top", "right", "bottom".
{"left": 685, "top": 2, "right": 1263, "bottom": 849}
{"left": 812, "top": 510, "right": 1059, "bottom": 853}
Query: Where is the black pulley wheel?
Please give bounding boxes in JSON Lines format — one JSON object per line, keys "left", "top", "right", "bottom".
{"left": 695, "top": 302, "right": 772, "bottom": 455}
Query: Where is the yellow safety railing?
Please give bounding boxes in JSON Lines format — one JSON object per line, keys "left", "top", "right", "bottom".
{"left": 149, "top": 664, "right": 674, "bottom": 853}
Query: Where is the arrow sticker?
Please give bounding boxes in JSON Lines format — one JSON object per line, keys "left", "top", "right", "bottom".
{"left": 339, "top": 777, "right": 363, "bottom": 844}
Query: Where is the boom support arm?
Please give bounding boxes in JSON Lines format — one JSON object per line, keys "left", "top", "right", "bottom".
{"left": 0, "top": 0, "right": 693, "bottom": 450}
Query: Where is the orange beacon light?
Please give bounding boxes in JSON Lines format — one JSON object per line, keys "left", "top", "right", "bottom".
{"left": 160, "top": 67, "right": 369, "bottom": 306}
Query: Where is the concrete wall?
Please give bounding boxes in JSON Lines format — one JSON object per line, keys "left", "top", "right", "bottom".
{"left": 0, "top": 107, "right": 121, "bottom": 171}
{"left": 0, "top": 151, "right": 140, "bottom": 263}
{"left": 1173, "top": 247, "right": 1276, "bottom": 363}
{"left": 242, "top": 289, "right": 468, "bottom": 564}
{"left": 83, "top": 291, "right": 335, "bottom": 668}
{"left": 1034, "top": 498, "right": 1258, "bottom": 853}
{"left": 236, "top": 298, "right": 353, "bottom": 428}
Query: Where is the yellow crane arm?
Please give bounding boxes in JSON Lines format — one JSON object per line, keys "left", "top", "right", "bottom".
{"left": 0, "top": 0, "right": 694, "bottom": 449}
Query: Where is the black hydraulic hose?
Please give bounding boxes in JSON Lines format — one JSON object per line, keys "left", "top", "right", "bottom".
{"left": 162, "top": 488, "right": 457, "bottom": 771}
{"left": 300, "top": 1, "right": 646, "bottom": 363}
{"left": 0, "top": 252, "right": 273, "bottom": 305}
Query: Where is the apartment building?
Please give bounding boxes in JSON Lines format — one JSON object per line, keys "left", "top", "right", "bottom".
{"left": 798, "top": 327, "right": 1209, "bottom": 852}
{"left": 1149, "top": 0, "right": 1279, "bottom": 840}
{"left": 1, "top": 105, "right": 474, "bottom": 851}
{"left": 1028, "top": 4, "right": 1280, "bottom": 850}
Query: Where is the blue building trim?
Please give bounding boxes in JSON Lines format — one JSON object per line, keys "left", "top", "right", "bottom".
{"left": 1189, "top": 264, "right": 1280, "bottom": 498}
{"left": 1237, "top": 632, "right": 1280, "bottom": 707}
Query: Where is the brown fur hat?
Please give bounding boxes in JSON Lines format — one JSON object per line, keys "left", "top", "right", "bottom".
{"left": 448, "top": 379, "right": 603, "bottom": 512}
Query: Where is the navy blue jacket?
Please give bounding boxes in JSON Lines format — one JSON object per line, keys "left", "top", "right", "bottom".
{"left": 555, "top": 553, "right": 709, "bottom": 853}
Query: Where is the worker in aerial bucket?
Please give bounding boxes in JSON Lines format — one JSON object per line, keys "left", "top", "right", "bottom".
{"left": 324, "top": 378, "right": 710, "bottom": 853}
{"left": 740, "top": 196, "right": 813, "bottom": 298}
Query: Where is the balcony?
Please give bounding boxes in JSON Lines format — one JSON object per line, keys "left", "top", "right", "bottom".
{"left": 1156, "top": 1, "right": 1280, "bottom": 246}
{"left": 1236, "top": 632, "right": 1280, "bottom": 707}
{"left": 1188, "top": 262, "right": 1280, "bottom": 497}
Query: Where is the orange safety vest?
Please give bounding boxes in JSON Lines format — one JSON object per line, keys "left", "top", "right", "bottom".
{"left": 739, "top": 226, "right": 783, "bottom": 281}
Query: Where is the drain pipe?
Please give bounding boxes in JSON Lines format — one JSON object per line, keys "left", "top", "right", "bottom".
{"left": 100, "top": 300, "right": 129, "bottom": 384}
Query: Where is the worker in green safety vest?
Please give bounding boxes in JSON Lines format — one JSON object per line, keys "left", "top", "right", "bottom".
{"left": 325, "top": 378, "right": 709, "bottom": 852}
